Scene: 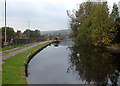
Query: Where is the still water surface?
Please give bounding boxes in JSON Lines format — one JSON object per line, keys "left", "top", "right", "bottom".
{"left": 27, "top": 40, "right": 120, "bottom": 85}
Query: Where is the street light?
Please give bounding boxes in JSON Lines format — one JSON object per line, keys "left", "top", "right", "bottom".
{"left": 5, "top": 0, "right": 7, "bottom": 45}
{"left": 28, "top": 21, "right": 30, "bottom": 39}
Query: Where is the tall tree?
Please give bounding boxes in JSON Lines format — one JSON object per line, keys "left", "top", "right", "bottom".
{"left": 23, "top": 29, "right": 41, "bottom": 38}
{"left": 16, "top": 30, "right": 21, "bottom": 39}
{"left": 110, "top": 3, "right": 119, "bottom": 21}
{"left": 1, "top": 27, "right": 15, "bottom": 39}
{"left": 34, "top": 30, "right": 41, "bottom": 37}
{"left": 68, "top": 1, "right": 119, "bottom": 46}
{"left": 110, "top": 3, "right": 120, "bottom": 43}
{"left": 23, "top": 29, "right": 31, "bottom": 38}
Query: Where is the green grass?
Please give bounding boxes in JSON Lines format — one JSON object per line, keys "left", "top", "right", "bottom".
{"left": 0, "top": 48, "right": 2, "bottom": 84}
{"left": 2, "top": 44, "right": 25, "bottom": 51}
{"left": 0, "top": 48, "right": 1, "bottom": 51}
{"left": 0, "top": 71, "right": 2, "bottom": 85}
{"left": 2, "top": 41, "right": 39, "bottom": 51}
{"left": 2, "top": 41, "right": 51, "bottom": 84}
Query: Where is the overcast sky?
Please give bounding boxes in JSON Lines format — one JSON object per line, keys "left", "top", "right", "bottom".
{"left": 0, "top": 0, "right": 120, "bottom": 32}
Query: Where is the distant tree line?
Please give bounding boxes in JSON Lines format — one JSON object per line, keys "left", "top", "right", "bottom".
{"left": 0, "top": 27, "right": 46, "bottom": 46}
{"left": 67, "top": 1, "right": 120, "bottom": 46}
{"left": 0, "top": 27, "right": 66, "bottom": 46}
{"left": 42, "top": 33, "right": 67, "bottom": 40}
{"left": 1, "top": 27, "right": 41, "bottom": 40}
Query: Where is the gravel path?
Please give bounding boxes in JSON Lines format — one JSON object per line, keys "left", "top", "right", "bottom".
{"left": 1, "top": 43, "right": 38, "bottom": 56}
{"left": 2, "top": 43, "right": 33, "bottom": 53}
{"left": 2, "top": 41, "right": 49, "bottom": 60}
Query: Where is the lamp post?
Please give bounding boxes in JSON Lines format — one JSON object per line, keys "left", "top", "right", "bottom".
{"left": 27, "top": 21, "right": 30, "bottom": 43}
{"left": 28, "top": 21, "right": 30, "bottom": 38}
{"left": 5, "top": 0, "right": 7, "bottom": 45}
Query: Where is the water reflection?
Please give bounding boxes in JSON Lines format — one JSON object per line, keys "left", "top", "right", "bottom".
{"left": 53, "top": 42, "right": 60, "bottom": 47}
{"left": 68, "top": 43, "right": 120, "bottom": 85}
{"left": 27, "top": 42, "right": 84, "bottom": 84}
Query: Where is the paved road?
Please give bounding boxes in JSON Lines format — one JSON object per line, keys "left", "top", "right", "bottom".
{"left": 2, "top": 41, "right": 49, "bottom": 60}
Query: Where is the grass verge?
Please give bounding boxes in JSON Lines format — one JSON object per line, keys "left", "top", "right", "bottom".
{"left": 2, "top": 44, "right": 25, "bottom": 51}
{"left": 2, "top": 41, "right": 51, "bottom": 84}
{"left": 2, "top": 41, "right": 39, "bottom": 51}
{"left": 0, "top": 48, "right": 2, "bottom": 85}
{"left": 0, "top": 71, "right": 2, "bottom": 85}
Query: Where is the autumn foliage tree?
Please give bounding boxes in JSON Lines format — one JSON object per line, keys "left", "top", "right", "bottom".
{"left": 67, "top": 1, "right": 120, "bottom": 46}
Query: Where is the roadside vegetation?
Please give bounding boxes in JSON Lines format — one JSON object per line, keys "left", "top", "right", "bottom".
{"left": 1, "top": 27, "right": 41, "bottom": 40}
{"left": 2, "top": 44, "right": 25, "bottom": 51}
{"left": 1, "top": 27, "right": 66, "bottom": 48}
{"left": 2, "top": 41, "right": 40, "bottom": 51}
{"left": 0, "top": 48, "right": 2, "bottom": 85}
{"left": 2, "top": 41, "right": 51, "bottom": 84}
{"left": 67, "top": 1, "right": 120, "bottom": 84}
{"left": 67, "top": 1, "right": 120, "bottom": 46}
{"left": 0, "top": 71, "right": 1, "bottom": 85}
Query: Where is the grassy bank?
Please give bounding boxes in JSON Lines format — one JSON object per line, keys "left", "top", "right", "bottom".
{"left": 2, "top": 41, "right": 39, "bottom": 51}
{"left": 2, "top": 44, "right": 25, "bottom": 51}
{"left": 106, "top": 44, "right": 120, "bottom": 54}
{"left": 0, "top": 48, "right": 2, "bottom": 85}
{"left": 0, "top": 71, "right": 2, "bottom": 85}
{"left": 2, "top": 41, "right": 51, "bottom": 84}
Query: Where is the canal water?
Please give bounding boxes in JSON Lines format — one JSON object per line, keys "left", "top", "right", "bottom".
{"left": 27, "top": 40, "right": 120, "bottom": 85}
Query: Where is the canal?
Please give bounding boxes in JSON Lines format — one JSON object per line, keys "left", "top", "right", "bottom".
{"left": 27, "top": 40, "right": 120, "bottom": 85}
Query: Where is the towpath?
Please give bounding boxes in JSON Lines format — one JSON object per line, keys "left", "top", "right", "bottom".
{"left": 2, "top": 41, "right": 49, "bottom": 60}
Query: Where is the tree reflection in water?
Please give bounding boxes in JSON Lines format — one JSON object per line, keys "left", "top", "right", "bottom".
{"left": 68, "top": 43, "right": 120, "bottom": 85}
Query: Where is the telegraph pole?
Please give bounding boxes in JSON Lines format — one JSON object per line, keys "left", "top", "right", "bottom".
{"left": 28, "top": 21, "right": 30, "bottom": 38}
{"left": 5, "top": 0, "right": 7, "bottom": 45}
{"left": 28, "top": 21, "right": 30, "bottom": 29}
{"left": 26, "top": 21, "right": 30, "bottom": 44}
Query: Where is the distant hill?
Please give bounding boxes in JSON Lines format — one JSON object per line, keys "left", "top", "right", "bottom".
{"left": 41, "top": 29, "right": 71, "bottom": 36}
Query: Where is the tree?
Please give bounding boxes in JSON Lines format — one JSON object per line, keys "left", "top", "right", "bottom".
{"left": 34, "top": 30, "right": 41, "bottom": 37}
{"left": 68, "top": 1, "right": 119, "bottom": 46}
{"left": 42, "top": 34, "right": 49, "bottom": 40}
{"left": 90, "top": 2, "right": 116, "bottom": 46}
{"left": 23, "top": 29, "right": 41, "bottom": 38}
{"left": 16, "top": 30, "right": 21, "bottom": 39}
{"left": 110, "top": 3, "right": 120, "bottom": 43}
{"left": 110, "top": 3, "right": 119, "bottom": 21}
{"left": 1, "top": 27, "right": 15, "bottom": 39}
{"left": 23, "top": 29, "right": 31, "bottom": 38}
{"left": 67, "top": 2, "right": 94, "bottom": 39}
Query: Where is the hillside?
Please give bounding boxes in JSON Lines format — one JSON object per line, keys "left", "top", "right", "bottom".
{"left": 41, "top": 29, "right": 71, "bottom": 36}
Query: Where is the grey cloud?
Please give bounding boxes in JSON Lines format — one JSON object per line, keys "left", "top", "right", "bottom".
{"left": 1, "top": 0, "right": 75, "bottom": 31}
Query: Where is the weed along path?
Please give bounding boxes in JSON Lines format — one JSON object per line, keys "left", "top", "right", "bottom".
{"left": 2, "top": 41, "right": 52, "bottom": 84}
{"left": 2, "top": 41, "right": 49, "bottom": 60}
{"left": 1, "top": 42, "right": 41, "bottom": 55}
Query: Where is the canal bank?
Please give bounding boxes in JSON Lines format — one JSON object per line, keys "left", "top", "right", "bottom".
{"left": 26, "top": 40, "right": 120, "bottom": 85}
{"left": 106, "top": 44, "right": 120, "bottom": 54}
{"left": 25, "top": 41, "right": 52, "bottom": 77}
{"left": 26, "top": 41, "right": 77, "bottom": 84}
{"left": 2, "top": 41, "right": 53, "bottom": 84}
